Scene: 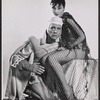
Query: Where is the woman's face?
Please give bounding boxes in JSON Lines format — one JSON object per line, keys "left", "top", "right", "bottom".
{"left": 52, "top": 4, "right": 65, "bottom": 17}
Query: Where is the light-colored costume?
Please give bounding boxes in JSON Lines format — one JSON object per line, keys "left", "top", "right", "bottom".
{"left": 5, "top": 32, "right": 60, "bottom": 100}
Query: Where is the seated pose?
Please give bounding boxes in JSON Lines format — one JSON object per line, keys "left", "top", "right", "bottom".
{"left": 5, "top": 16, "right": 98, "bottom": 100}
{"left": 26, "top": 0, "right": 92, "bottom": 100}
{"left": 5, "top": 16, "right": 64, "bottom": 100}
{"left": 42, "top": 0, "right": 91, "bottom": 99}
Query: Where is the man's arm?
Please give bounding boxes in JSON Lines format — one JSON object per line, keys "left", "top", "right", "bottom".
{"left": 17, "top": 60, "right": 45, "bottom": 75}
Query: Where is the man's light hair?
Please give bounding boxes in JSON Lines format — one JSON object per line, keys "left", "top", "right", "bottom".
{"left": 47, "top": 16, "right": 63, "bottom": 32}
{"left": 49, "top": 16, "right": 63, "bottom": 26}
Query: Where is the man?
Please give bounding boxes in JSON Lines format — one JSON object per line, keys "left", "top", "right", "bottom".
{"left": 5, "top": 17, "right": 63, "bottom": 100}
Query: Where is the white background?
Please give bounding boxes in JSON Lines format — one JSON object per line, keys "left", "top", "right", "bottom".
{"left": 2, "top": 0, "right": 98, "bottom": 98}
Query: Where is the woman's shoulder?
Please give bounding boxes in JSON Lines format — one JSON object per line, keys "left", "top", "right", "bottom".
{"left": 62, "top": 12, "right": 75, "bottom": 24}
{"left": 63, "top": 12, "right": 72, "bottom": 15}
{"left": 63, "top": 12, "right": 73, "bottom": 19}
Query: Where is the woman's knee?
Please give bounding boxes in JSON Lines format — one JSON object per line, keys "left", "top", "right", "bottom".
{"left": 47, "top": 54, "right": 56, "bottom": 64}
{"left": 75, "top": 49, "right": 85, "bottom": 59}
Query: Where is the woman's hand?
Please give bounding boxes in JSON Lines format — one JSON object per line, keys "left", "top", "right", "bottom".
{"left": 57, "top": 47, "right": 66, "bottom": 51}
{"left": 69, "top": 43, "right": 74, "bottom": 48}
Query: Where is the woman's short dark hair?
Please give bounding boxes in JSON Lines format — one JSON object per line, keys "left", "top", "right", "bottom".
{"left": 50, "top": 0, "right": 66, "bottom": 8}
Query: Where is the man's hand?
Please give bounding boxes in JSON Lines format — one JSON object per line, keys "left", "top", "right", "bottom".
{"left": 32, "top": 62, "right": 45, "bottom": 75}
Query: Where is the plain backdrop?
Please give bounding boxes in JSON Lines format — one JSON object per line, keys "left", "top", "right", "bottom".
{"left": 2, "top": 0, "right": 98, "bottom": 98}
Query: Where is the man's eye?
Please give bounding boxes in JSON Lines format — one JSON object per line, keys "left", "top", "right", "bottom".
{"left": 51, "top": 27, "right": 55, "bottom": 29}
{"left": 57, "top": 27, "right": 61, "bottom": 30}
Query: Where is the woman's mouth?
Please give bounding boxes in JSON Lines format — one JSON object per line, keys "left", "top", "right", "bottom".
{"left": 55, "top": 13, "right": 59, "bottom": 16}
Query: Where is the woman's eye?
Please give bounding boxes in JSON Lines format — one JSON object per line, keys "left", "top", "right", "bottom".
{"left": 58, "top": 7, "right": 61, "bottom": 10}
{"left": 52, "top": 6, "right": 55, "bottom": 9}
{"left": 53, "top": 8, "right": 56, "bottom": 10}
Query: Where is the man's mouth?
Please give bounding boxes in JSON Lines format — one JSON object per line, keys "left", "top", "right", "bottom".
{"left": 52, "top": 35, "right": 58, "bottom": 38}
{"left": 53, "top": 34, "right": 57, "bottom": 36}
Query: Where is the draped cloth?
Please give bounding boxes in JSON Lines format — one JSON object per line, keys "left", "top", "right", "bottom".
{"left": 43, "top": 58, "right": 98, "bottom": 100}
{"left": 5, "top": 42, "right": 34, "bottom": 100}
{"left": 64, "top": 59, "right": 98, "bottom": 99}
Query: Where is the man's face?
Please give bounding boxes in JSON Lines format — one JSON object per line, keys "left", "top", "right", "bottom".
{"left": 48, "top": 23, "right": 62, "bottom": 40}
{"left": 52, "top": 4, "right": 65, "bottom": 17}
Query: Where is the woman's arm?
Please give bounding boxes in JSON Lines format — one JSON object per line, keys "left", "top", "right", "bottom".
{"left": 67, "top": 18, "right": 85, "bottom": 48}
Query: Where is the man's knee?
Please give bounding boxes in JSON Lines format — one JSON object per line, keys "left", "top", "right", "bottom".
{"left": 29, "top": 36, "right": 38, "bottom": 44}
{"left": 29, "top": 36, "right": 37, "bottom": 40}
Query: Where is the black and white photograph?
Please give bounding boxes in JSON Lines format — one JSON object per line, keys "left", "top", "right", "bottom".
{"left": 2, "top": 0, "right": 98, "bottom": 100}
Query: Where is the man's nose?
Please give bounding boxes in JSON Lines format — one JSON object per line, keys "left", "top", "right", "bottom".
{"left": 53, "top": 28, "right": 57, "bottom": 32}
{"left": 53, "top": 29, "right": 57, "bottom": 34}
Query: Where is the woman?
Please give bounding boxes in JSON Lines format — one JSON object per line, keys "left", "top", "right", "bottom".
{"left": 49, "top": 0, "right": 90, "bottom": 63}
{"left": 43, "top": 0, "right": 91, "bottom": 100}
